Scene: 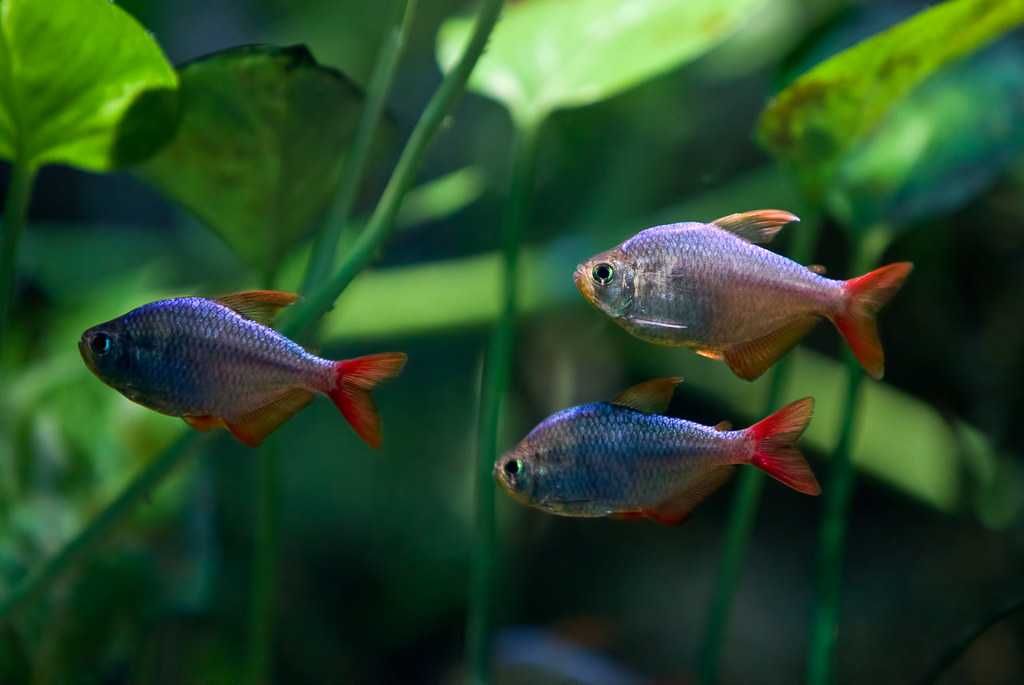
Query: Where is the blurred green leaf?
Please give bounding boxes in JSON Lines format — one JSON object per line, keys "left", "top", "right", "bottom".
{"left": 136, "top": 45, "right": 369, "bottom": 273}
{"left": 758, "top": 0, "right": 1024, "bottom": 198}
{"left": 0, "top": 0, "right": 178, "bottom": 170}
{"left": 825, "top": 44, "right": 1024, "bottom": 228}
{"left": 437, "top": 0, "right": 763, "bottom": 126}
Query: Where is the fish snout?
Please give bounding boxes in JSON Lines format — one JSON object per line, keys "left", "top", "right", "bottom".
{"left": 573, "top": 264, "right": 595, "bottom": 303}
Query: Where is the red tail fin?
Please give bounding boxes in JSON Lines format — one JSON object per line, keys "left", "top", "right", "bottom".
{"left": 328, "top": 352, "right": 407, "bottom": 448}
{"left": 832, "top": 262, "right": 913, "bottom": 380}
{"left": 747, "top": 397, "right": 819, "bottom": 495}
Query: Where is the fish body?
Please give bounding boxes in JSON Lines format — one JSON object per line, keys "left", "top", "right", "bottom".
{"left": 79, "top": 290, "right": 406, "bottom": 447}
{"left": 574, "top": 210, "right": 912, "bottom": 380}
{"left": 495, "top": 378, "right": 819, "bottom": 524}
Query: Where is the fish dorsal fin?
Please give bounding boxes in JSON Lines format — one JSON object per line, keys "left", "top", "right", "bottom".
{"left": 714, "top": 420, "right": 733, "bottom": 432}
{"left": 807, "top": 264, "right": 827, "bottom": 275}
{"left": 646, "top": 465, "right": 735, "bottom": 525}
{"left": 612, "top": 377, "right": 682, "bottom": 414}
{"left": 723, "top": 316, "right": 819, "bottom": 381}
{"left": 710, "top": 210, "right": 799, "bottom": 244}
{"left": 215, "top": 290, "right": 299, "bottom": 326}
{"left": 224, "top": 388, "right": 313, "bottom": 447}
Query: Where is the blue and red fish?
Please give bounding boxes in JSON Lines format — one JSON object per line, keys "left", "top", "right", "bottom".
{"left": 495, "top": 378, "right": 818, "bottom": 525}
{"left": 79, "top": 290, "right": 406, "bottom": 447}
{"left": 574, "top": 210, "right": 912, "bottom": 380}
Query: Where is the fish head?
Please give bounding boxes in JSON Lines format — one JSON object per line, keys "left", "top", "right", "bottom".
{"left": 494, "top": 421, "right": 584, "bottom": 514}
{"left": 574, "top": 248, "right": 635, "bottom": 319}
{"left": 79, "top": 318, "right": 134, "bottom": 390}
{"left": 494, "top": 442, "right": 542, "bottom": 507}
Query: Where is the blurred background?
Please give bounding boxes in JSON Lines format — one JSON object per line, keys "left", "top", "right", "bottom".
{"left": 2, "top": 0, "right": 1024, "bottom": 683}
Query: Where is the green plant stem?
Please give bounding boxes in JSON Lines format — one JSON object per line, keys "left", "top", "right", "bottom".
{"left": 278, "top": 0, "right": 506, "bottom": 338}
{"left": 807, "top": 226, "right": 890, "bottom": 685}
{"left": 0, "top": 433, "right": 202, "bottom": 620}
{"left": 916, "top": 596, "right": 1024, "bottom": 685}
{"left": 698, "top": 217, "right": 820, "bottom": 685}
{"left": 0, "top": 158, "right": 37, "bottom": 344}
{"left": 467, "top": 121, "right": 541, "bottom": 685}
{"left": 249, "top": 439, "right": 279, "bottom": 685}
{"left": 300, "top": 0, "right": 418, "bottom": 296}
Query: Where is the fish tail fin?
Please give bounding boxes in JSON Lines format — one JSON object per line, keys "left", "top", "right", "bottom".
{"left": 832, "top": 262, "right": 913, "bottom": 380}
{"left": 746, "top": 397, "right": 820, "bottom": 495}
{"left": 328, "top": 352, "right": 407, "bottom": 448}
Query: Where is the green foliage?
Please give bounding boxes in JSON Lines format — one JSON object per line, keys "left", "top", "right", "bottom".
{"left": 437, "top": 0, "right": 762, "bottom": 126}
{"left": 137, "top": 45, "right": 370, "bottom": 273}
{"left": 0, "top": 0, "right": 178, "bottom": 170}
{"left": 758, "top": 0, "right": 1024, "bottom": 202}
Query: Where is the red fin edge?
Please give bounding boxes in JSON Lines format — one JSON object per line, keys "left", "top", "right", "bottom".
{"left": 329, "top": 352, "right": 408, "bottom": 448}
{"left": 833, "top": 262, "right": 913, "bottom": 380}
{"left": 747, "top": 397, "right": 820, "bottom": 495}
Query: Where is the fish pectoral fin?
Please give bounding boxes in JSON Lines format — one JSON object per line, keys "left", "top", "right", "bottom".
{"left": 645, "top": 466, "right": 735, "bottom": 526}
{"left": 723, "top": 316, "right": 820, "bottom": 381}
{"left": 183, "top": 415, "right": 223, "bottom": 432}
{"left": 714, "top": 420, "right": 733, "bottom": 432}
{"left": 612, "top": 377, "right": 683, "bottom": 414}
{"left": 215, "top": 290, "right": 299, "bottom": 326}
{"left": 224, "top": 388, "right": 314, "bottom": 447}
{"left": 628, "top": 316, "right": 688, "bottom": 330}
{"left": 807, "top": 264, "right": 827, "bottom": 275}
{"left": 710, "top": 209, "right": 799, "bottom": 244}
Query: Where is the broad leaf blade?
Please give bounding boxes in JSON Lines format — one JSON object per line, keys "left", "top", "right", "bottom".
{"left": 0, "top": 0, "right": 178, "bottom": 170}
{"left": 437, "top": 0, "right": 762, "bottom": 125}
{"left": 136, "top": 45, "right": 368, "bottom": 272}
{"left": 758, "top": 0, "right": 1024, "bottom": 195}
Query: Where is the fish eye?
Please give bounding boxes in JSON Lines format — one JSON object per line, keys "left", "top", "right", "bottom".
{"left": 504, "top": 459, "right": 523, "bottom": 477}
{"left": 90, "top": 333, "right": 112, "bottom": 355}
{"left": 592, "top": 262, "right": 615, "bottom": 285}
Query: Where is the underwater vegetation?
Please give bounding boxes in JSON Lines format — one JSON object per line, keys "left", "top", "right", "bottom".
{"left": 3, "top": 0, "right": 1024, "bottom": 683}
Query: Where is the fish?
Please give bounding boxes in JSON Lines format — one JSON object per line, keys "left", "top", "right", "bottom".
{"left": 494, "top": 378, "right": 819, "bottom": 525}
{"left": 78, "top": 290, "right": 407, "bottom": 448}
{"left": 573, "top": 209, "right": 913, "bottom": 380}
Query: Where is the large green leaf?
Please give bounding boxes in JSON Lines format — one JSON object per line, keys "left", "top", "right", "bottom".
{"left": 437, "top": 0, "right": 763, "bottom": 126}
{"left": 0, "top": 0, "right": 178, "bottom": 170}
{"left": 758, "top": 0, "right": 1024, "bottom": 197}
{"left": 136, "top": 45, "right": 369, "bottom": 273}
{"left": 825, "top": 43, "right": 1024, "bottom": 229}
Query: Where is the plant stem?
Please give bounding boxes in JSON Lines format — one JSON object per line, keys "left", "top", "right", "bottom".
{"left": 916, "top": 596, "right": 1024, "bottom": 685}
{"left": 806, "top": 226, "right": 890, "bottom": 685}
{"left": 300, "top": 0, "right": 418, "bottom": 296}
{"left": 698, "top": 217, "right": 820, "bottom": 684}
{"left": 249, "top": 438, "right": 279, "bottom": 685}
{"left": 278, "top": 0, "right": 506, "bottom": 338}
{"left": 0, "top": 433, "right": 202, "bottom": 620}
{"left": 467, "top": 121, "right": 541, "bottom": 685}
{"left": 0, "top": 158, "right": 37, "bottom": 344}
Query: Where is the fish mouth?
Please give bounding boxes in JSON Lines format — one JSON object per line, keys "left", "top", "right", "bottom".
{"left": 573, "top": 264, "right": 595, "bottom": 304}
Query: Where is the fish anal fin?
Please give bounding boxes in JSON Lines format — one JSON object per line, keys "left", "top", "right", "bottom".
{"left": 710, "top": 210, "right": 799, "bottom": 244}
{"left": 610, "top": 511, "right": 647, "bottom": 521}
{"left": 215, "top": 290, "right": 299, "bottom": 326}
{"left": 723, "top": 316, "right": 819, "bottom": 381}
{"left": 184, "top": 415, "right": 223, "bottom": 432}
{"left": 646, "top": 466, "right": 735, "bottom": 525}
{"left": 612, "top": 377, "right": 683, "bottom": 414}
{"left": 224, "top": 388, "right": 314, "bottom": 447}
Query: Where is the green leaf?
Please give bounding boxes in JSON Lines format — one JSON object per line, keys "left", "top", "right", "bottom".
{"left": 825, "top": 43, "right": 1024, "bottom": 229}
{"left": 0, "top": 0, "right": 178, "bottom": 170}
{"left": 437, "top": 0, "right": 763, "bottom": 126}
{"left": 136, "top": 45, "right": 370, "bottom": 273}
{"left": 758, "top": 0, "right": 1024, "bottom": 197}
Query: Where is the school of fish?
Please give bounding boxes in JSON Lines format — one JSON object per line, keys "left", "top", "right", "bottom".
{"left": 79, "top": 208, "right": 911, "bottom": 525}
